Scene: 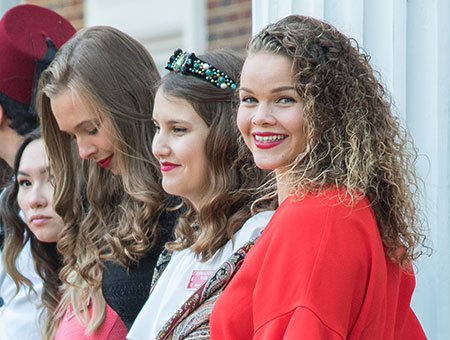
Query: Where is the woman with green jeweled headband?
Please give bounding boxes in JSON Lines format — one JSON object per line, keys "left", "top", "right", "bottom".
{"left": 128, "top": 49, "right": 276, "bottom": 340}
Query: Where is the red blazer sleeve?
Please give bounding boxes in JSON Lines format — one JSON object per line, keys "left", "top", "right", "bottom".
{"left": 254, "top": 306, "right": 345, "bottom": 340}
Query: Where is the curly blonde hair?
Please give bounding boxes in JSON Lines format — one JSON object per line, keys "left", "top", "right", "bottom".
{"left": 248, "top": 15, "right": 428, "bottom": 266}
{"left": 37, "top": 26, "right": 170, "bottom": 293}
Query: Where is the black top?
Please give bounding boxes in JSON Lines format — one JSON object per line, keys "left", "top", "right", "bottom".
{"left": 101, "top": 207, "right": 177, "bottom": 330}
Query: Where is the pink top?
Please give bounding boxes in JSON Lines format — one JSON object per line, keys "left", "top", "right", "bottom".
{"left": 55, "top": 302, "right": 127, "bottom": 340}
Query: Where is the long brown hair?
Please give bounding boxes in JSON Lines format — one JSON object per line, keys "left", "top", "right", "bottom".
{"left": 0, "top": 159, "right": 13, "bottom": 190}
{"left": 0, "top": 129, "right": 62, "bottom": 339}
{"left": 160, "top": 50, "right": 275, "bottom": 260}
{"left": 37, "top": 26, "right": 170, "bottom": 291}
{"left": 248, "top": 15, "right": 428, "bottom": 265}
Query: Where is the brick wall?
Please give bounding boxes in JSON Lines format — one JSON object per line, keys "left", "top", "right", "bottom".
{"left": 22, "top": 1, "right": 250, "bottom": 52}
{"left": 25, "top": 0, "right": 84, "bottom": 30}
{"left": 207, "top": 0, "right": 252, "bottom": 52}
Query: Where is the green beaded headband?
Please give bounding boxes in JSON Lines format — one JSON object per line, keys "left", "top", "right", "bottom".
{"left": 166, "top": 48, "right": 237, "bottom": 90}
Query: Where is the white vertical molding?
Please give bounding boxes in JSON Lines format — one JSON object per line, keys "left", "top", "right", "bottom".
{"left": 362, "top": 0, "right": 407, "bottom": 122}
{"left": 252, "top": 0, "right": 327, "bottom": 35}
{"left": 407, "top": 0, "right": 450, "bottom": 338}
{"left": 292, "top": 0, "right": 325, "bottom": 20}
{"left": 85, "top": 0, "right": 186, "bottom": 72}
{"left": 323, "top": 0, "right": 364, "bottom": 45}
{"left": 184, "top": 0, "right": 206, "bottom": 53}
{"left": 391, "top": 1, "right": 407, "bottom": 122}
{"left": 406, "top": 27, "right": 439, "bottom": 336}
{"left": 252, "top": 0, "right": 272, "bottom": 34}
{"left": 435, "top": 1, "right": 450, "bottom": 338}
{"left": 363, "top": 0, "right": 395, "bottom": 98}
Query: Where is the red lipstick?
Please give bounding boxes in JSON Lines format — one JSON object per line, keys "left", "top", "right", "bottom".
{"left": 98, "top": 155, "right": 113, "bottom": 168}
{"left": 160, "top": 161, "right": 180, "bottom": 172}
{"left": 252, "top": 132, "right": 287, "bottom": 149}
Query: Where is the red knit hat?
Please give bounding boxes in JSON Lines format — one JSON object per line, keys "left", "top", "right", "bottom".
{"left": 0, "top": 4, "right": 76, "bottom": 106}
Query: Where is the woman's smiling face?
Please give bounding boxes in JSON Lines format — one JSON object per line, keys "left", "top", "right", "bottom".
{"left": 151, "top": 89, "right": 211, "bottom": 210}
{"left": 237, "top": 52, "right": 306, "bottom": 172}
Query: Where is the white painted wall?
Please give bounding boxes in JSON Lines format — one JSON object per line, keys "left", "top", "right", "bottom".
{"left": 85, "top": 0, "right": 206, "bottom": 74}
{"left": 0, "top": 0, "right": 21, "bottom": 16}
{"left": 253, "top": 1, "right": 449, "bottom": 339}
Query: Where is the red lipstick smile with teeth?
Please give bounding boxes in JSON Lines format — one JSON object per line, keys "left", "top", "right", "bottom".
{"left": 253, "top": 132, "right": 287, "bottom": 149}
{"left": 160, "top": 161, "right": 180, "bottom": 172}
{"left": 98, "top": 155, "right": 113, "bottom": 168}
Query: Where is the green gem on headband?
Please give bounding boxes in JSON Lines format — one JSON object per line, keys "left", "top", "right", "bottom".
{"left": 166, "top": 48, "right": 237, "bottom": 90}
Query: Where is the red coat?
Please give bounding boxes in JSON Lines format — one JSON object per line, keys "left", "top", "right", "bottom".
{"left": 210, "top": 189, "right": 427, "bottom": 339}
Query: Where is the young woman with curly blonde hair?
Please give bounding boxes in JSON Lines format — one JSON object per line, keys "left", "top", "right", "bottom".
{"left": 210, "top": 15, "right": 428, "bottom": 340}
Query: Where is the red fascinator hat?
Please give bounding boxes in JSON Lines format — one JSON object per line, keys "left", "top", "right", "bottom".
{"left": 0, "top": 4, "right": 76, "bottom": 107}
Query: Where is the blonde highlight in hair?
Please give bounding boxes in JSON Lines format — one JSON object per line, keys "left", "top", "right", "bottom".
{"left": 52, "top": 257, "right": 106, "bottom": 338}
{"left": 248, "top": 15, "right": 428, "bottom": 265}
{"left": 37, "top": 26, "right": 170, "bottom": 325}
{"left": 160, "top": 50, "right": 275, "bottom": 260}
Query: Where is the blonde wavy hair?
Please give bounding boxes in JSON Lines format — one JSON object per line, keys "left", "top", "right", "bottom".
{"left": 51, "top": 256, "right": 107, "bottom": 339}
{"left": 37, "top": 26, "right": 170, "bottom": 306}
{"left": 248, "top": 15, "right": 428, "bottom": 266}
{"left": 161, "top": 50, "right": 275, "bottom": 260}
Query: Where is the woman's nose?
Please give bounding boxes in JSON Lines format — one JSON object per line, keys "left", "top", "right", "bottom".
{"left": 28, "top": 185, "right": 48, "bottom": 209}
{"left": 152, "top": 132, "right": 171, "bottom": 159}
{"left": 251, "top": 104, "right": 276, "bottom": 126}
{"left": 77, "top": 138, "right": 97, "bottom": 160}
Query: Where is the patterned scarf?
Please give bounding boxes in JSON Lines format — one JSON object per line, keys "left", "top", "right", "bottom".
{"left": 154, "top": 236, "right": 260, "bottom": 340}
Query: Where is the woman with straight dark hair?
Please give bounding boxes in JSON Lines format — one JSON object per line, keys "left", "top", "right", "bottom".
{"left": 1, "top": 129, "right": 61, "bottom": 338}
{"left": 1, "top": 129, "right": 128, "bottom": 339}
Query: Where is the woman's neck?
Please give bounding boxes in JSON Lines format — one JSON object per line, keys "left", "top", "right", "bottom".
{"left": 275, "top": 168, "right": 294, "bottom": 205}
